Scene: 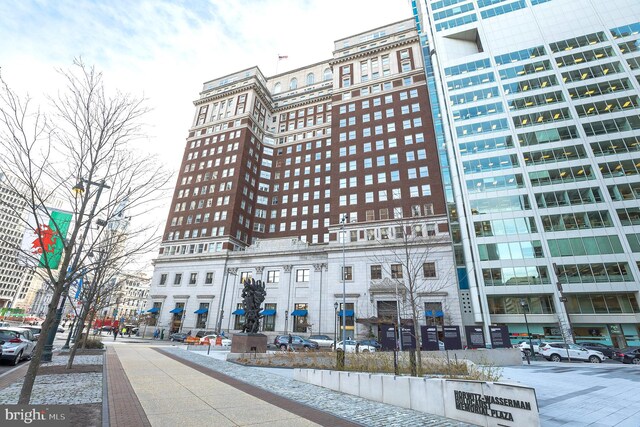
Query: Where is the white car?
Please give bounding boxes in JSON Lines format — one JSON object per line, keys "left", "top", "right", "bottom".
{"left": 307, "top": 335, "right": 334, "bottom": 348}
{"left": 332, "top": 339, "right": 376, "bottom": 353}
{"left": 516, "top": 340, "right": 545, "bottom": 356}
{"left": 540, "top": 342, "right": 606, "bottom": 363}
{"left": 0, "top": 327, "right": 37, "bottom": 365}
{"left": 201, "top": 334, "right": 232, "bottom": 346}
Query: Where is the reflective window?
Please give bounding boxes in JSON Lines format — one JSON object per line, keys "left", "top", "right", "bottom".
{"left": 480, "top": 0, "right": 526, "bottom": 19}
{"left": 512, "top": 108, "right": 571, "bottom": 128}
{"left": 466, "top": 173, "right": 524, "bottom": 193}
{"left": 462, "top": 154, "right": 519, "bottom": 174}
{"left": 599, "top": 159, "right": 640, "bottom": 178}
{"left": 574, "top": 96, "right": 640, "bottom": 117}
{"left": 482, "top": 267, "right": 550, "bottom": 286}
{"left": 583, "top": 116, "right": 640, "bottom": 136}
{"left": 566, "top": 293, "right": 639, "bottom": 314}
{"left": 445, "top": 59, "right": 491, "bottom": 77}
{"left": 549, "top": 31, "right": 607, "bottom": 53}
{"left": 535, "top": 187, "right": 603, "bottom": 208}
{"left": 470, "top": 195, "right": 530, "bottom": 214}
{"left": 478, "top": 241, "right": 544, "bottom": 260}
{"left": 499, "top": 60, "right": 552, "bottom": 80}
{"left": 494, "top": 46, "right": 546, "bottom": 66}
{"left": 591, "top": 136, "right": 640, "bottom": 156}
{"left": 474, "top": 217, "right": 537, "bottom": 236}
{"left": 449, "top": 87, "right": 500, "bottom": 106}
{"left": 503, "top": 75, "right": 557, "bottom": 95}
{"left": 456, "top": 118, "right": 509, "bottom": 137}
{"left": 517, "top": 126, "right": 578, "bottom": 146}
{"left": 458, "top": 135, "right": 514, "bottom": 156}
{"left": 488, "top": 296, "right": 555, "bottom": 314}
{"left": 522, "top": 144, "right": 587, "bottom": 165}
{"left": 540, "top": 210, "right": 612, "bottom": 231}
{"left": 508, "top": 91, "right": 564, "bottom": 111}
{"left": 547, "top": 235, "right": 624, "bottom": 256}
{"left": 567, "top": 78, "right": 633, "bottom": 100}
{"left": 610, "top": 22, "right": 640, "bottom": 39}
{"left": 556, "top": 263, "right": 632, "bottom": 283}
{"left": 556, "top": 47, "right": 615, "bottom": 68}
{"left": 528, "top": 165, "right": 594, "bottom": 186}
{"left": 447, "top": 72, "right": 495, "bottom": 91}
{"left": 561, "top": 62, "right": 624, "bottom": 84}
{"left": 452, "top": 102, "right": 504, "bottom": 121}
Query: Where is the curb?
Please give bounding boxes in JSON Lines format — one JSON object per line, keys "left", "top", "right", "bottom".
{"left": 101, "top": 351, "right": 109, "bottom": 427}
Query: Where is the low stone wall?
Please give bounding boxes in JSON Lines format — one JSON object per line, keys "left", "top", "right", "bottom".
{"left": 294, "top": 369, "right": 539, "bottom": 427}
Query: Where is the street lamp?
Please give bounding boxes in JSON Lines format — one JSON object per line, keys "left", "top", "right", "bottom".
{"left": 284, "top": 310, "right": 289, "bottom": 334}
{"left": 42, "top": 178, "right": 110, "bottom": 362}
{"left": 340, "top": 214, "right": 347, "bottom": 354}
{"left": 334, "top": 302, "right": 338, "bottom": 348}
{"left": 520, "top": 298, "right": 534, "bottom": 364}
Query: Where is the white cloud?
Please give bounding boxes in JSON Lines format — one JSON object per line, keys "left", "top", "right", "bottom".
{"left": 0, "top": 0, "right": 412, "bottom": 265}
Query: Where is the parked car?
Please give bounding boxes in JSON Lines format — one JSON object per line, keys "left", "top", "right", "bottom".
{"left": 0, "top": 327, "right": 37, "bottom": 365}
{"left": 169, "top": 332, "right": 188, "bottom": 342}
{"left": 17, "top": 325, "right": 42, "bottom": 339}
{"left": 613, "top": 347, "right": 640, "bottom": 364}
{"left": 123, "top": 325, "right": 139, "bottom": 335}
{"left": 576, "top": 342, "right": 618, "bottom": 359}
{"left": 540, "top": 342, "right": 606, "bottom": 363}
{"left": 0, "top": 321, "right": 11, "bottom": 328}
{"left": 201, "top": 334, "right": 232, "bottom": 346}
{"left": 516, "top": 339, "right": 546, "bottom": 357}
{"left": 332, "top": 340, "right": 377, "bottom": 353}
{"left": 196, "top": 330, "right": 214, "bottom": 339}
{"left": 307, "top": 335, "right": 333, "bottom": 348}
{"left": 357, "top": 339, "right": 382, "bottom": 351}
{"left": 273, "top": 335, "right": 319, "bottom": 351}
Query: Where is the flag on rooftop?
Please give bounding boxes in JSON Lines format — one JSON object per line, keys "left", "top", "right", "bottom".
{"left": 278, "top": 55, "right": 288, "bottom": 60}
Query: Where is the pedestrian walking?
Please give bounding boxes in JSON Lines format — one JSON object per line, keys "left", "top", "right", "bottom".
{"left": 153, "top": 328, "right": 159, "bottom": 340}
{"left": 287, "top": 334, "right": 293, "bottom": 352}
{"left": 122, "top": 327, "right": 127, "bottom": 337}
{"left": 112, "top": 328, "right": 118, "bottom": 341}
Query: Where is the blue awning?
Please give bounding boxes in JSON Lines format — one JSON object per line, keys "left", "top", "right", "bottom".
{"left": 291, "top": 309, "right": 308, "bottom": 316}
{"left": 260, "top": 309, "right": 276, "bottom": 316}
{"left": 169, "top": 307, "right": 184, "bottom": 314}
{"left": 232, "top": 309, "right": 245, "bottom": 315}
{"left": 338, "top": 310, "right": 354, "bottom": 317}
{"left": 194, "top": 308, "right": 208, "bottom": 314}
{"left": 146, "top": 307, "right": 159, "bottom": 313}
{"left": 425, "top": 310, "right": 444, "bottom": 317}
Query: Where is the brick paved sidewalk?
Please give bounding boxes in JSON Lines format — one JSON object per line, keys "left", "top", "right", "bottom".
{"left": 105, "top": 347, "right": 151, "bottom": 427}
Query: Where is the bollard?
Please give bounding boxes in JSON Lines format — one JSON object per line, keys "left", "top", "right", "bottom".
{"left": 336, "top": 350, "right": 345, "bottom": 370}
{"left": 207, "top": 344, "right": 211, "bottom": 355}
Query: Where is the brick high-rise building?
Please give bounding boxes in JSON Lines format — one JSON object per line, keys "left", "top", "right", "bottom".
{"left": 148, "top": 18, "right": 464, "bottom": 341}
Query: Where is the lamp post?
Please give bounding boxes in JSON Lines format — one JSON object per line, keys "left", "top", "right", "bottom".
{"left": 42, "top": 178, "right": 110, "bottom": 362}
{"left": 284, "top": 310, "right": 289, "bottom": 334}
{"left": 340, "top": 214, "right": 347, "bottom": 354}
{"left": 520, "top": 298, "right": 534, "bottom": 364}
{"left": 334, "top": 302, "right": 338, "bottom": 348}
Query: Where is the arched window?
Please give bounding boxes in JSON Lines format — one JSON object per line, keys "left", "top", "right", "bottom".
{"left": 290, "top": 78, "right": 298, "bottom": 90}
{"left": 323, "top": 68, "right": 333, "bottom": 81}
{"left": 274, "top": 82, "right": 281, "bottom": 94}
{"left": 306, "top": 73, "right": 315, "bottom": 85}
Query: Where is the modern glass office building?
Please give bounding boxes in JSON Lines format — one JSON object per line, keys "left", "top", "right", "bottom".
{"left": 412, "top": 0, "right": 640, "bottom": 347}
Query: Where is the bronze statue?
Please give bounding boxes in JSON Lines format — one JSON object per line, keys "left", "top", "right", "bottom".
{"left": 241, "top": 278, "right": 266, "bottom": 333}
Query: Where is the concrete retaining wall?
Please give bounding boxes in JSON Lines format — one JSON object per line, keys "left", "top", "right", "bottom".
{"left": 293, "top": 369, "right": 539, "bottom": 427}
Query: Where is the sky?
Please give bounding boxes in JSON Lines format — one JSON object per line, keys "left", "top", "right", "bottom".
{"left": 0, "top": 0, "right": 412, "bottom": 265}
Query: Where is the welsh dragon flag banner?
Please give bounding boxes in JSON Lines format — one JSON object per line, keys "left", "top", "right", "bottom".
{"left": 20, "top": 208, "right": 73, "bottom": 269}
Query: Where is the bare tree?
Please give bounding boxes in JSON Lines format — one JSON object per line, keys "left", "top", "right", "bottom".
{"left": 369, "top": 215, "right": 454, "bottom": 373}
{"left": 0, "top": 60, "right": 171, "bottom": 403}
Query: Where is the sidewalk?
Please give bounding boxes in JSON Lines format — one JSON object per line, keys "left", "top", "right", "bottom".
{"left": 108, "top": 345, "right": 354, "bottom": 426}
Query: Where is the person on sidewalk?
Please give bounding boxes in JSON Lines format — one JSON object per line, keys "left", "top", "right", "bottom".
{"left": 287, "top": 334, "right": 293, "bottom": 352}
{"left": 113, "top": 327, "right": 118, "bottom": 341}
{"left": 153, "top": 329, "right": 159, "bottom": 340}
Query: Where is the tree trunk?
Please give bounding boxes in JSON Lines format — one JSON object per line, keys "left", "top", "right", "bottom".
{"left": 66, "top": 299, "right": 92, "bottom": 369}
{"left": 82, "top": 310, "right": 98, "bottom": 349}
{"left": 18, "top": 283, "right": 64, "bottom": 404}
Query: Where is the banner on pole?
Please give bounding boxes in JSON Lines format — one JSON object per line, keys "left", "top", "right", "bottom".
{"left": 20, "top": 208, "right": 72, "bottom": 269}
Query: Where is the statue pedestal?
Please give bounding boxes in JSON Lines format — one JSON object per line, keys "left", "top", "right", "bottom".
{"left": 230, "top": 333, "right": 268, "bottom": 353}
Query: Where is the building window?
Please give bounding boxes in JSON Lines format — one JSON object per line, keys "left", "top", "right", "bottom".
{"left": 173, "top": 274, "right": 182, "bottom": 285}
{"left": 423, "top": 262, "right": 437, "bottom": 278}
{"left": 189, "top": 273, "right": 197, "bottom": 285}
{"left": 196, "top": 303, "right": 209, "bottom": 329}
{"left": 391, "top": 264, "right": 403, "bottom": 279}
{"left": 338, "top": 302, "right": 355, "bottom": 333}
{"left": 293, "top": 303, "right": 308, "bottom": 333}
{"left": 296, "top": 269, "right": 310, "bottom": 282}
{"left": 425, "top": 302, "right": 444, "bottom": 326}
{"left": 234, "top": 303, "right": 245, "bottom": 330}
{"left": 205, "top": 272, "right": 214, "bottom": 285}
{"left": 240, "top": 271, "right": 252, "bottom": 283}
{"left": 342, "top": 266, "right": 353, "bottom": 281}
{"left": 262, "top": 303, "right": 276, "bottom": 332}
{"left": 171, "top": 302, "right": 185, "bottom": 333}
{"left": 371, "top": 265, "right": 382, "bottom": 280}
{"left": 159, "top": 274, "right": 167, "bottom": 285}
{"left": 267, "top": 270, "right": 280, "bottom": 283}
{"left": 290, "top": 78, "right": 298, "bottom": 90}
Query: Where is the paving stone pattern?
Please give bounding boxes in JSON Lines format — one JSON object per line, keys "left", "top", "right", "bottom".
{"left": 162, "top": 348, "right": 471, "bottom": 427}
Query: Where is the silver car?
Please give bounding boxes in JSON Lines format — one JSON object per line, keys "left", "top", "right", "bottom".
{"left": 0, "top": 327, "right": 37, "bottom": 365}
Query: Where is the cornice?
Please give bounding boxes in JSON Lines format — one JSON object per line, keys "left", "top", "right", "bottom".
{"left": 330, "top": 35, "right": 419, "bottom": 66}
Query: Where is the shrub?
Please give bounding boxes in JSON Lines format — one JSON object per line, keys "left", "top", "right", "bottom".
{"left": 83, "top": 337, "right": 104, "bottom": 349}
